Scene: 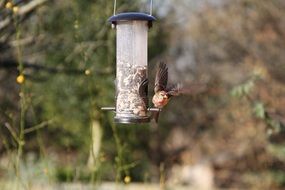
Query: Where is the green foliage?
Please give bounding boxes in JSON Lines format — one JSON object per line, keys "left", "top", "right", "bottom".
{"left": 266, "top": 119, "right": 281, "bottom": 135}
{"left": 231, "top": 79, "right": 254, "bottom": 98}
{"left": 55, "top": 166, "right": 74, "bottom": 182}
{"left": 253, "top": 102, "right": 265, "bottom": 119}
{"left": 271, "top": 171, "right": 285, "bottom": 187}
{"left": 27, "top": 0, "right": 117, "bottom": 149}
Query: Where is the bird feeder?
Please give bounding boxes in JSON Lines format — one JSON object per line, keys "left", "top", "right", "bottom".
{"left": 102, "top": 12, "right": 156, "bottom": 124}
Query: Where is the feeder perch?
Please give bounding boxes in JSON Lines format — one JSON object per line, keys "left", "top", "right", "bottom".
{"left": 102, "top": 12, "right": 157, "bottom": 124}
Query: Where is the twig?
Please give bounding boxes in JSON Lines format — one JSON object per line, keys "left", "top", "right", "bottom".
{"left": 24, "top": 119, "right": 54, "bottom": 134}
{"left": 118, "top": 160, "right": 139, "bottom": 172}
{"left": 9, "top": 35, "right": 44, "bottom": 47}
{"left": 0, "top": 18, "right": 10, "bottom": 31}
{"left": 4, "top": 122, "right": 19, "bottom": 143}
{"left": 65, "top": 41, "right": 105, "bottom": 63}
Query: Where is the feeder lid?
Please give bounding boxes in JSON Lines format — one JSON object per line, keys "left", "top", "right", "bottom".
{"left": 108, "top": 12, "right": 156, "bottom": 25}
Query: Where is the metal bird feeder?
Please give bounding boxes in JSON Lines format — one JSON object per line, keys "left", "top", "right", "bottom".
{"left": 101, "top": 12, "right": 157, "bottom": 124}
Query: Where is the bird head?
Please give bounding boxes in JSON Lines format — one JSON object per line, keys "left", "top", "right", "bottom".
{"left": 158, "top": 91, "right": 168, "bottom": 100}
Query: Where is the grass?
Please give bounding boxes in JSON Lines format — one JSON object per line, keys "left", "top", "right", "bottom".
{"left": 0, "top": 181, "right": 197, "bottom": 190}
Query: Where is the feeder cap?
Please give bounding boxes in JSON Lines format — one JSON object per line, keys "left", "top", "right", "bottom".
{"left": 108, "top": 12, "right": 156, "bottom": 25}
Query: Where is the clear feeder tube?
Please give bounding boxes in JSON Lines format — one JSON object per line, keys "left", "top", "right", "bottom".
{"left": 115, "top": 20, "right": 149, "bottom": 123}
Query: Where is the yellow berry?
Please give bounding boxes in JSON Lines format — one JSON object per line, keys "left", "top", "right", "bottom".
{"left": 85, "top": 69, "right": 91, "bottom": 75}
{"left": 5, "top": 2, "right": 13, "bottom": 9}
{"left": 74, "top": 20, "right": 79, "bottom": 29}
{"left": 16, "top": 74, "right": 25, "bottom": 84}
{"left": 124, "top": 176, "right": 131, "bottom": 184}
{"left": 13, "top": 6, "right": 19, "bottom": 13}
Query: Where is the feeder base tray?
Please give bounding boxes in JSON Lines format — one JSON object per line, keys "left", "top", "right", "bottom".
{"left": 114, "top": 116, "right": 150, "bottom": 124}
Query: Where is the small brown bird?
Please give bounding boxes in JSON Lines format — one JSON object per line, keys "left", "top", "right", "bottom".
{"left": 152, "top": 62, "right": 180, "bottom": 122}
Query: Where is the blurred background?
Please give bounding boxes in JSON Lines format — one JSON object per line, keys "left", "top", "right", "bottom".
{"left": 1, "top": 0, "right": 285, "bottom": 189}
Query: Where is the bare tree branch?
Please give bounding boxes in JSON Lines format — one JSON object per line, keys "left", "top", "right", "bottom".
{"left": 0, "top": 0, "right": 47, "bottom": 31}
{"left": 0, "top": 17, "right": 10, "bottom": 31}
{"left": 0, "top": 59, "right": 113, "bottom": 76}
{"left": 9, "top": 35, "right": 44, "bottom": 47}
{"left": 18, "top": 0, "right": 47, "bottom": 15}
{"left": 0, "top": 59, "right": 85, "bottom": 74}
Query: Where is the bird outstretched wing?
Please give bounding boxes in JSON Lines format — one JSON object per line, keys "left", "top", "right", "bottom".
{"left": 166, "top": 83, "right": 181, "bottom": 97}
{"left": 138, "top": 77, "right": 148, "bottom": 107}
{"left": 154, "top": 62, "right": 168, "bottom": 93}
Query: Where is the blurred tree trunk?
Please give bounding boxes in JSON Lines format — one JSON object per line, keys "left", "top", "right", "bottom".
{"left": 87, "top": 120, "right": 102, "bottom": 169}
